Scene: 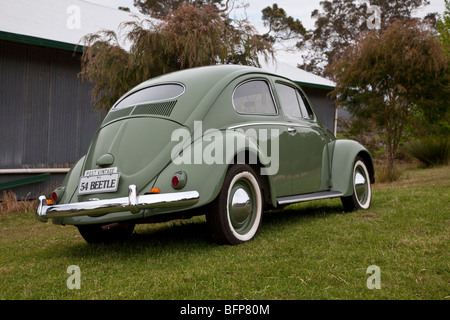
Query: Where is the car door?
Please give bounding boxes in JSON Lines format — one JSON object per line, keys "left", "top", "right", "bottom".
{"left": 274, "top": 82, "right": 329, "bottom": 195}
{"left": 229, "top": 78, "right": 294, "bottom": 197}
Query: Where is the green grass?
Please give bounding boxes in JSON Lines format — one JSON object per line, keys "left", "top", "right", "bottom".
{"left": 0, "top": 165, "right": 448, "bottom": 300}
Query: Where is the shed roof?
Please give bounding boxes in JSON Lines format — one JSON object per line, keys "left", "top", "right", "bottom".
{"left": 0, "top": 0, "right": 137, "bottom": 52}
{"left": 260, "top": 59, "right": 335, "bottom": 90}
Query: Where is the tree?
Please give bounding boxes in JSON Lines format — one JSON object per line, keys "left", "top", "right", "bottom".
{"left": 262, "top": 0, "right": 433, "bottom": 76}
{"left": 79, "top": 3, "right": 273, "bottom": 111}
{"left": 261, "top": 3, "right": 307, "bottom": 43}
{"left": 437, "top": 0, "right": 450, "bottom": 57}
{"left": 328, "top": 20, "right": 449, "bottom": 180}
{"left": 133, "top": 0, "right": 227, "bottom": 18}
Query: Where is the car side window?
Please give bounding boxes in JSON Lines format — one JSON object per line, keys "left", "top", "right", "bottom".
{"left": 296, "top": 90, "right": 314, "bottom": 120}
{"left": 233, "top": 80, "right": 277, "bottom": 115}
{"left": 275, "top": 83, "right": 314, "bottom": 120}
{"left": 275, "top": 83, "right": 302, "bottom": 118}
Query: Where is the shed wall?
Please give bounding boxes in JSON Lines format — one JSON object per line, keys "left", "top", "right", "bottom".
{"left": 0, "top": 40, "right": 105, "bottom": 198}
{"left": 302, "top": 86, "right": 336, "bottom": 133}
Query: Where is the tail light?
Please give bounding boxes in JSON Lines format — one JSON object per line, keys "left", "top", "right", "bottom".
{"left": 51, "top": 186, "right": 65, "bottom": 204}
{"left": 171, "top": 171, "right": 187, "bottom": 190}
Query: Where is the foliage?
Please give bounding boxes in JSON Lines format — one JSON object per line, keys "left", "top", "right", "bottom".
{"left": 308, "top": 0, "right": 435, "bottom": 76}
{"left": 437, "top": 0, "right": 450, "bottom": 58}
{"left": 0, "top": 191, "right": 37, "bottom": 214}
{"left": 133, "top": 0, "right": 227, "bottom": 18}
{"left": 263, "top": 0, "right": 433, "bottom": 76}
{"left": 79, "top": 3, "right": 273, "bottom": 111}
{"left": 328, "top": 20, "right": 449, "bottom": 180}
{"left": 261, "top": 4, "right": 307, "bottom": 43}
{"left": 405, "top": 136, "right": 450, "bottom": 167}
{"left": 375, "top": 163, "right": 403, "bottom": 183}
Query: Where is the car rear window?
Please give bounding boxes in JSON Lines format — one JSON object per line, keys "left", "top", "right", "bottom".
{"left": 113, "top": 83, "right": 185, "bottom": 110}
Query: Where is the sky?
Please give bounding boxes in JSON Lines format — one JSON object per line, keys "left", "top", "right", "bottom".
{"left": 83, "top": 0, "right": 447, "bottom": 66}
{"left": 85, "top": 0, "right": 447, "bottom": 30}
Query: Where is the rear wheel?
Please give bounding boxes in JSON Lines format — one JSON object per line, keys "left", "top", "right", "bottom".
{"left": 77, "top": 222, "right": 135, "bottom": 244}
{"left": 206, "top": 165, "right": 263, "bottom": 245}
{"left": 341, "top": 156, "right": 372, "bottom": 212}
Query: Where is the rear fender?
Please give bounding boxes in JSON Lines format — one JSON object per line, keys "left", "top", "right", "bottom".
{"left": 145, "top": 129, "right": 276, "bottom": 213}
{"left": 59, "top": 156, "right": 86, "bottom": 204}
{"left": 50, "top": 156, "right": 85, "bottom": 225}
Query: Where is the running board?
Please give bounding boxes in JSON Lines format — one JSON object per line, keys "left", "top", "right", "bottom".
{"left": 277, "top": 191, "right": 343, "bottom": 205}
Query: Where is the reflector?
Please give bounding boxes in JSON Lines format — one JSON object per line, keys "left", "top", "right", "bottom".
{"left": 172, "top": 176, "right": 179, "bottom": 188}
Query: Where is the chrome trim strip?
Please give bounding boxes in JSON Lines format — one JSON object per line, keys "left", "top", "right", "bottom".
{"left": 112, "top": 82, "right": 186, "bottom": 110}
{"left": 36, "top": 185, "right": 200, "bottom": 223}
{"left": 277, "top": 191, "right": 343, "bottom": 205}
{"left": 227, "top": 122, "right": 310, "bottom": 130}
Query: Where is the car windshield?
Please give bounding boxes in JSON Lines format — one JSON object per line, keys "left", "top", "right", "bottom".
{"left": 113, "top": 83, "right": 185, "bottom": 110}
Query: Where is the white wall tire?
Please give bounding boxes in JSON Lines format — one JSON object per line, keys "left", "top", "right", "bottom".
{"left": 341, "top": 157, "right": 372, "bottom": 212}
{"left": 207, "top": 165, "right": 263, "bottom": 245}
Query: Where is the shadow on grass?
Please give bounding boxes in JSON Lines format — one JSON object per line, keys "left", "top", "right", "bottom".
{"left": 263, "top": 200, "right": 345, "bottom": 225}
{"left": 59, "top": 199, "right": 346, "bottom": 258}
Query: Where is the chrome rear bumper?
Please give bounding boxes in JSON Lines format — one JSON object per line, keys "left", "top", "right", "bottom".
{"left": 36, "top": 185, "right": 200, "bottom": 223}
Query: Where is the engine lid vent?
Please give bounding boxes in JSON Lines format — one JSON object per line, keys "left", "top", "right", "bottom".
{"left": 131, "top": 100, "right": 177, "bottom": 117}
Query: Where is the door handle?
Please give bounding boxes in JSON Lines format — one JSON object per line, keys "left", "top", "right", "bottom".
{"left": 288, "top": 127, "right": 297, "bottom": 134}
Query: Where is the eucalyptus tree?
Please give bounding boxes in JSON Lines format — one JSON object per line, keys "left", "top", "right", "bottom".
{"left": 328, "top": 20, "right": 449, "bottom": 179}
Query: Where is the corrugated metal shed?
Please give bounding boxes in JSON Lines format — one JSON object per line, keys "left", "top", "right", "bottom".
{"left": 0, "top": 40, "right": 105, "bottom": 198}
{"left": 0, "top": 0, "right": 137, "bottom": 199}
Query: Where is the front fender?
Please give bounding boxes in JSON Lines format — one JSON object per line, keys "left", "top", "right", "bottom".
{"left": 330, "top": 139, "right": 375, "bottom": 196}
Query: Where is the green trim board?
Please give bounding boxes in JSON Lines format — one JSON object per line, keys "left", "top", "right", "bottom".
{"left": 0, "top": 30, "right": 83, "bottom": 53}
{"left": 0, "top": 173, "right": 51, "bottom": 190}
{"left": 294, "top": 81, "right": 335, "bottom": 91}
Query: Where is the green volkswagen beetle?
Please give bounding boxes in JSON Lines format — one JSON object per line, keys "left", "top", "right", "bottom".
{"left": 36, "top": 65, "right": 374, "bottom": 245}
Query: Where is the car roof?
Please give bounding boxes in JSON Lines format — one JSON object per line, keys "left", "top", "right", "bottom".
{"left": 108, "top": 65, "right": 296, "bottom": 129}
{"left": 133, "top": 65, "right": 272, "bottom": 89}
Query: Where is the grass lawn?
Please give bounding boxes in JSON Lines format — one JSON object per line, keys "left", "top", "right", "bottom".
{"left": 0, "top": 165, "right": 448, "bottom": 300}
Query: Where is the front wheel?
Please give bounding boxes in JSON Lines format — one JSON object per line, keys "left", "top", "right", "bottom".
{"left": 341, "top": 156, "right": 372, "bottom": 212}
{"left": 206, "top": 165, "right": 263, "bottom": 245}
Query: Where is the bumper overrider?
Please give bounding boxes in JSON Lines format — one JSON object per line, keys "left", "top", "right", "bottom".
{"left": 36, "top": 185, "right": 200, "bottom": 223}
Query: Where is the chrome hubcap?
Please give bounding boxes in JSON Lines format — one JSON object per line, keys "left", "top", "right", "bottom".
{"left": 228, "top": 179, "right": 256, "bottom": 235}
{"left": 230, "top": 188, "right": 253, "bottom": 224}
{"left": 354, "top": 166, "right": 369, "bottom": 205}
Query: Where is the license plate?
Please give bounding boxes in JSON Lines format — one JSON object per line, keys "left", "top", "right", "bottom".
{"left": 78, "top": 167, "right": 120, "bottom": 195}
